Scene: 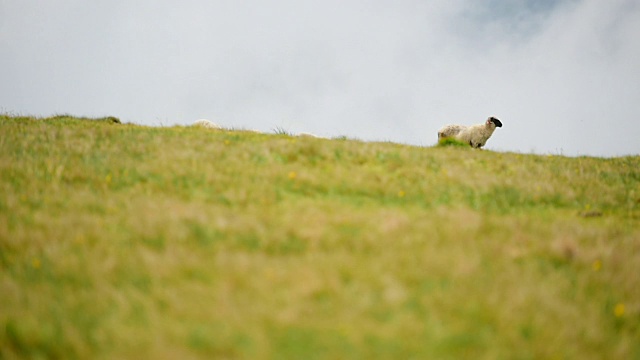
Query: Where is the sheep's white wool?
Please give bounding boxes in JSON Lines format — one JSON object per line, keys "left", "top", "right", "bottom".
{"left": 438, "top": 125, "right": 466, "bottom": 139}
{"left": 193, "top": 119, "right": 220, "bottom": 129}
{"left": 438, "top": 117, "right": 502, "bottom": 149}
{"left": 298, "top": 132, "right": 324, "bottom": 139}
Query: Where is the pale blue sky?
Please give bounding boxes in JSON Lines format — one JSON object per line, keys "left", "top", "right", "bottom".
{"left": 1, "top": 0, "right": 639, "bottom": 157}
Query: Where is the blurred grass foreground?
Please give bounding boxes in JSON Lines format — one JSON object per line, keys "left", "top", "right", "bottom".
{"left": 1, "top": 114, "right": 639, "bottom": 359}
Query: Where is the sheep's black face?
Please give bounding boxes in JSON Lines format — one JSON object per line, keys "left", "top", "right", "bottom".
{"left": 489, "top": 117, "right": 502, "bottom": 128}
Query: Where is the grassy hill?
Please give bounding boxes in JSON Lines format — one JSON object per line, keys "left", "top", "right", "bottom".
{"left": 1, "top": 114, "right": 639, "bottom": 359}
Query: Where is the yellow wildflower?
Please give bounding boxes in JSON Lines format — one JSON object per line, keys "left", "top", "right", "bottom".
{"left": 614, "top": 303, "right": 625, "bottom": 318}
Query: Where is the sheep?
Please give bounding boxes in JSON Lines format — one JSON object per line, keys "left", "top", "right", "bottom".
{"left": 298, "top": 132, "right": 325, "bottom": 139}
{"left": 438, "top": 116, "right": 503, "bottom": 149}
{"left": 192, "top": 119, "right": 221, "bottom": 129}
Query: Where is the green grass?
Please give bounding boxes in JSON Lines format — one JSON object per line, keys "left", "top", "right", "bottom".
{"left": 1, "top": 114, "right": 639, "bottom": 359}
{"left": 437, "top": 137, "right": 469, "bottom": 148}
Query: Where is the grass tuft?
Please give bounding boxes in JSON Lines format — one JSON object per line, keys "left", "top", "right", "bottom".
{"left": 272, "top": 126, "right": 293, "bottom": 136}
{"left": 437, "top": 137, "right": 469, "bottom": 147}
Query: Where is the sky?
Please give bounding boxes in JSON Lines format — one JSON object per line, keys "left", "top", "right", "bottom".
{"left": 1, "top": 0, "right": 639, "bottom": 157}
